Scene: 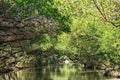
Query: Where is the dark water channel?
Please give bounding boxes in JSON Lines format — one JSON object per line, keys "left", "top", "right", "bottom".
{"left": 0, "top": 65, "right": 117, "bottom": 80}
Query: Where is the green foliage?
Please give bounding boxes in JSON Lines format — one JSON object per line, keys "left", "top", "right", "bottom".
{"left": 54, "top": 0, "right": 120, "bottom": 67}
{"left": 1, "top": 0, "right": 120, "bottom": 67}
{"left": 55, "top": 33, "right": 70, "bottom": 51}
{"left": 38, "top": 34, "right": 52, "bottom": 51}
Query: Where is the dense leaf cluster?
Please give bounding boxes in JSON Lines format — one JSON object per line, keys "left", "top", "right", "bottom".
{"left": 0, "top": 0, "right": 120, "bottom": 68}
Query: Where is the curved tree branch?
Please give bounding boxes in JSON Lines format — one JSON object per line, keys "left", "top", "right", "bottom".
{"left": 93, "top": 0, "right": 120, "bottom": 27}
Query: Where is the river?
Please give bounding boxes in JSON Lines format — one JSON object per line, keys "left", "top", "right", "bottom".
{"left": 0, "top": 64, "right": 119, "bottom": 80}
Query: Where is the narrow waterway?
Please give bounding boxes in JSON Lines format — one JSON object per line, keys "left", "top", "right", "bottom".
{"left": 0, "top": 65, "right": 119, "bottom": 80}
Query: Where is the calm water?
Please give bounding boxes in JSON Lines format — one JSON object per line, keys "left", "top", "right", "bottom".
{"left": 0, "top": 65, "right": 112, "bottom": 80}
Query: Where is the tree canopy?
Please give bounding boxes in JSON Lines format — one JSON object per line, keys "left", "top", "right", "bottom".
{"left": 0, "top": 0, "right": 120, "bottom": 69}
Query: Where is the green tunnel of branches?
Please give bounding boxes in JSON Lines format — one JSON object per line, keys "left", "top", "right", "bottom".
{"left": 0, "top": 0, "right": 120, "bottom": 69}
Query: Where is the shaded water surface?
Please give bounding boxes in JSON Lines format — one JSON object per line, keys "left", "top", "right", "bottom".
{"left": 0, "top": 65, "right": 109, "bottom": 80}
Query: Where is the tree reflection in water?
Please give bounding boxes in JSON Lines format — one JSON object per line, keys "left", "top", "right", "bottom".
{"left": 0, "top": 65, "right": 107, "bottom": 80}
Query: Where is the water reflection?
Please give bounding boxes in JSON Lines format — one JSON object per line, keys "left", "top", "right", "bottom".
{"left": 0, "top": 65, "right": 108, "bottom": 80}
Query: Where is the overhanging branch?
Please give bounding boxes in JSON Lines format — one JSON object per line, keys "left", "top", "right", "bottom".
{"left": 93, "top": 0, "right": 120, "bottom": 27}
